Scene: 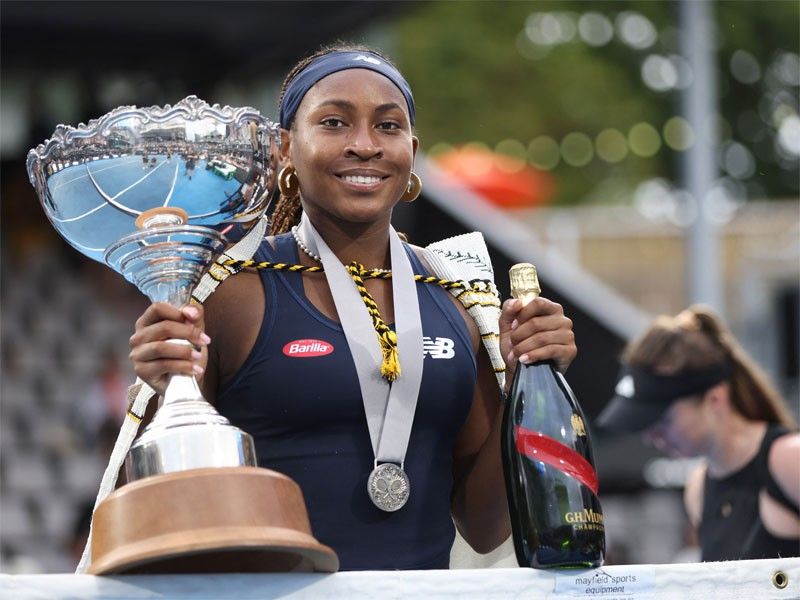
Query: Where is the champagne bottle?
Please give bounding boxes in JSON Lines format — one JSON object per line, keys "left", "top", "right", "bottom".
{"left": 501, "top": 263, "right": 605, "bottom": 569}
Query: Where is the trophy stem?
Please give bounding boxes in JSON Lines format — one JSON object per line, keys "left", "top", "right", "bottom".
{"left": 156, "top": 350, "right": 230, "bottom": 426}
{"left": 106, "top": 226, "right": 258, "bottom": 481}
{"left": 163, "top": 369, "right": 206, "bottom": 406}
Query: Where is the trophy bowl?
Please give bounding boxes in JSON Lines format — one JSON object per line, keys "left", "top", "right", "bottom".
{"left": 26, "top": 96, "right": 338, "bottom": 574}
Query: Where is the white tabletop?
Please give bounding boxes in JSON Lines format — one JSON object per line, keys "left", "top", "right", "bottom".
{"left": 1, "top": 558, "right": 798, "bottom": 600}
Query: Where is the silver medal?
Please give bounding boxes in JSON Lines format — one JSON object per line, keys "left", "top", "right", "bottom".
{"left": 367, "top": 463, "right": 410, "bottom": 512}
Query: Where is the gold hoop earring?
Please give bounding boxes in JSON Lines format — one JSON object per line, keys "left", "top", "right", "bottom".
{"left": 278, "top": 165, "right": 300, "bottom": 198}
{"left": 401, "top": 172, "right": 422, "bottom": 202}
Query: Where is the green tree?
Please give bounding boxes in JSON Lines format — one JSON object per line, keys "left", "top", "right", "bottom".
{"left": 393, "top": 0, "right": 799, "bottom": 205}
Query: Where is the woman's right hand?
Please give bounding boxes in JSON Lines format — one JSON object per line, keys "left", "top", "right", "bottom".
{"left": 129, "top": 303, "right": 210, "bottom": 397}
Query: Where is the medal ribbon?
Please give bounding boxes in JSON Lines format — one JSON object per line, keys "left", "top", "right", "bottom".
{"left": 299, "top": 214, "right": 424, "bottom": 466}
{"left": 515, "top": 425, "right": 599, "bottom": 495}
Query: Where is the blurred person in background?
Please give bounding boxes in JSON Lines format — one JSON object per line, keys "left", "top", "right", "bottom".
{"left": 79, "top": 348, "right": 128, "bottom": 447}
{"left": 597, "top": 305, "right": 799, "bottom": 561}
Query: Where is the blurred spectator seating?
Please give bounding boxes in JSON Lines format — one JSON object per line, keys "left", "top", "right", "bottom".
{"left": 1, "top": 247, "right": 140, "bottom": 573}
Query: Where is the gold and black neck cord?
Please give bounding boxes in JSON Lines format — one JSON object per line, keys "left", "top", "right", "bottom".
{"left": 203, "top": 258, "right": 499, "bottom": 382}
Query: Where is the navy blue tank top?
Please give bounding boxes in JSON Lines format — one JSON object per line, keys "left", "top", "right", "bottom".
{"left": 216, "top": 234, "right": 477, "bottom": 570}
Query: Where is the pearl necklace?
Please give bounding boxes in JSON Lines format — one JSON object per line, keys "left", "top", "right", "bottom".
{"left": 291, "top": 225, "right": 391, "bottom": 274}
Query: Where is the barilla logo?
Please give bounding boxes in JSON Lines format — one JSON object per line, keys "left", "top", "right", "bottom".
{"left": 282, "top": 339, "right": 334, "bottom": 358}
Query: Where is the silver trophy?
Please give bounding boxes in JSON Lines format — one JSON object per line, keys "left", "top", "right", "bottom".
{"left": 27, "top": 96, "right": 337, "bottom": 574}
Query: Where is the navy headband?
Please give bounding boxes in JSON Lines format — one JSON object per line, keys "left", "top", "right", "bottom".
{"left": 596, "top": 363, "right": 732, "bottom": 431}
{"left": 279, "top": 50, "right": 416, "bottom": 129}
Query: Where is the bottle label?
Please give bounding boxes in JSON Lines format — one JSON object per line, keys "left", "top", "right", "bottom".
{"left": 514, "top": 425, "right": 599, "bottom": 495}
{"left": 563, "top": 507, "right": 604, "bottom": 531}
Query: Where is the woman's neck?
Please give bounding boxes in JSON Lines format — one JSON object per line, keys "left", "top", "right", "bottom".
{"left": 706, "top": 417, "right": 767, "bottom": 478}
{"left": 301, "top": 211, "right": 392, "bottom": 270}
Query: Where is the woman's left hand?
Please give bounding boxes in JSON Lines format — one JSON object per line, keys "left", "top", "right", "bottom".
{"left": 499, "top": 296, "right": 577, "bottom": 379}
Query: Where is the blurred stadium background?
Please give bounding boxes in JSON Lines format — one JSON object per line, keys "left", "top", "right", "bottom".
{"left": 1, "top": 0, "right": 798, "bottom": 572}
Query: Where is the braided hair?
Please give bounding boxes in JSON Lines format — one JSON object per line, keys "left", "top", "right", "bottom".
{"left": 623, "top": 304, "right": 797, "bottom": 428}
{"left": 270, "top": 43, "right": 402, "bottom": 236}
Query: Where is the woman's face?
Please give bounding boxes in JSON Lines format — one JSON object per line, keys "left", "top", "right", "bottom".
{"left": 285, "top": 68, "right": 418, "bottom": 227}
{"left": 645, "top": 395, "right": 712, "bottom": 458}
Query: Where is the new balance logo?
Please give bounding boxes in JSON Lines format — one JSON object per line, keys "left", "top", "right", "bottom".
{"left": 423, "top": 336, "right": 455, "bottom": 359}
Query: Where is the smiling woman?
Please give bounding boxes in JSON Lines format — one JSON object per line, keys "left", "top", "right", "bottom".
{"left": 270, "top": 46, "right": 419, "bottom": 239}
{"left": 127, "top": 43, "right": 579, "bottom": 571}
{"left": 280, "top": 67, "right": 417, "bottom": 234}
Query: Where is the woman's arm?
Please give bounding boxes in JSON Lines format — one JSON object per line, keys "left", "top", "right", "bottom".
{"left": 451, "top": 344, "right": 511, "bottom": 553}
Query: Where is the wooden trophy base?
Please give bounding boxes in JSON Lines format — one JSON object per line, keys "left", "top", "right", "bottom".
{"left": 88, "top": 466, "right": 338, "bottom": 574}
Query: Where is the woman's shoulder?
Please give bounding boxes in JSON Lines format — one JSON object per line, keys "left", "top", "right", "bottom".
{"left": 765, "top": 427, "right": 799, "bottom": 471}
{"left": 204, "top": 269, "right": 264, "bottom": 335}
{"left": 767, "top": 428, "right": 799, "bottom": 452}
{"left": 204, "top": 234, "right": 276, "bottom": 316}
{"left": 204, "top": 231, "right": 300, "bottom": 333}
{"left": 767, "top": 430, "right": 800, "bottom": 503}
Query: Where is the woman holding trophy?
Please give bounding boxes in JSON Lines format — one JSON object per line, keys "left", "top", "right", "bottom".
{"left": 128, "top": 44, "right": 578, "bottom": 570}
